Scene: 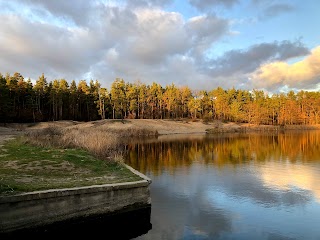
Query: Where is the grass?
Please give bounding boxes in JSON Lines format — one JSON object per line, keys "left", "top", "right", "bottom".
{"left": 0, "top": 137, "right": 141, "bottom": 196}
{"left": 0, "top": 124, "right": 157, "bottom": 196}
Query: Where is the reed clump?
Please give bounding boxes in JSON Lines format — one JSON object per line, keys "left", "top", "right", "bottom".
{"left": 24, "top": 126, "right": 158, "bottom": 161}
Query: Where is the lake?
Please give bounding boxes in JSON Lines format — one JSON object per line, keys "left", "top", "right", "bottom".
{"left": 125, "top": 131, "right": 320, "bottom": 240}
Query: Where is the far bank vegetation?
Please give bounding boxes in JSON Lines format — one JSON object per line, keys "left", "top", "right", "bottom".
{"left": 1, "top": 72, "right": 320, "bottom": 125}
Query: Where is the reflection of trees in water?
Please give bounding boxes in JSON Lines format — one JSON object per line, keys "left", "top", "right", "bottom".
{"left": 125, "top": 131, "right": 320, "bottom": 174}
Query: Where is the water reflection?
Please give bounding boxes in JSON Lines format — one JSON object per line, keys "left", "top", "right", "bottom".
{"left": 125, "top": 131, "right": 320, "bottom": 240}
{"left": 260, "top": 162, "right": 320, "bottom": 203}
{"left": 127, "top": 132, "right": 320, "bottom": 173}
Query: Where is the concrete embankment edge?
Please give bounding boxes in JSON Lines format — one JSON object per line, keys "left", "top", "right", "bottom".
{"left": 0, "top": 164, "right": 151, "bottom": 233}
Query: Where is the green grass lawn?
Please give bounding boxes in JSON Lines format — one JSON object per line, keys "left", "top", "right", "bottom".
{"left": 0, "top": 138, "right": 141, "bottom": 196}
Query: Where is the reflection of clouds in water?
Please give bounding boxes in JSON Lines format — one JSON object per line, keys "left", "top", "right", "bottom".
{"left": 143, "top": 162, "right": 320, "bottom": 240}
{"left": 205, "top": 187, "right": 320, "bottom": 240}
{"left": 155, "top": 163, "right": 313, "bottom": 209}
{"left": 259, "top": 162, "right": 320, "bottom": 203}
{"left": 153, "top": 164, "right": 207, "bottom": 198}
{"left": 210, "top": 167, "right": 313, "bottom": 208}
{"left": 141, "top": 168, "right": 232, "bottom": 239}
{"left": 130, "top": 132, "right": 320, "bottom": 239}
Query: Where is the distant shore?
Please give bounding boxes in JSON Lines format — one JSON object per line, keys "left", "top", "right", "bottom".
{"left": 2, "top": 119, "right": 320, "bottom": 138}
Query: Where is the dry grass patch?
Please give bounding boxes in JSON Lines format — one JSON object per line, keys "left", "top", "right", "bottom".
{"left": 24, "top": 125, "right": 158, "bottom": 160}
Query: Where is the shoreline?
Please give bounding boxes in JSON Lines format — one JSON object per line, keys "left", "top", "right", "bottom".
{"left": 3, "top": 119, "right": 320, "bottom": 136}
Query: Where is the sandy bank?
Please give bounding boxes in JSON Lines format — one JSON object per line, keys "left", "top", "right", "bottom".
{"left": 4, "top": 119, "right": 320, "bottom": 136}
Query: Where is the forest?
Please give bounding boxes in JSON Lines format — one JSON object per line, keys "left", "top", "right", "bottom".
{"left": 0, "top": 72, "right": 319, "bottom": 125}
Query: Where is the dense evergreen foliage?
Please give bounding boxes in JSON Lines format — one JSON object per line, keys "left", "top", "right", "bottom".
{"left": 1, "top": 72, "right": 319, "bottom": 124}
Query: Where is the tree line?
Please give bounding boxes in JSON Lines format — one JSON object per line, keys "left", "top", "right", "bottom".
{"left": 0, "top": 72, "right": 319, "bottom": 124}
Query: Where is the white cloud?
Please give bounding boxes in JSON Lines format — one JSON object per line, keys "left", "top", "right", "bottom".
{"left": 251, "top": 46, "right": 320, "bottom": 90}
{"left": 0, "top": 0, "right": 316, "bottom": 92}
{"left": 187, "top": 15, "right": 229, "bottom": 57}
{"left": 262, "top": 3, "right": 294, "bottom": 18}
{"left": 127, "top": 0, "right": 173, "bottom": 8}
{"left": 129, "top": 9, "right": 190, "bottom": 64}
{"left": 0, "top": 13, "right": 111, "bottom": 80}
{"left": 203, "top": 40, "right": 309, "bottom": 77}
{"left": 0, "top": 1, "right": 232, "bottom": 89}
{"left": 189, "top": 0, "right": 239, "bottom": 10}
{"left": 251, "top": 1, "right": 295, "bottom": 20}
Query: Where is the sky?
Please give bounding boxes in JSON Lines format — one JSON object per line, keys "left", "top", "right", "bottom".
{"left": 0, "top": 0, "right": 319, "bottom": 92}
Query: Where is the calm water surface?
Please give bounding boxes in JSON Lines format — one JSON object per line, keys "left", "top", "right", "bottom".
{"left": 125, "top": 131, "right": 320, "bottom": 240}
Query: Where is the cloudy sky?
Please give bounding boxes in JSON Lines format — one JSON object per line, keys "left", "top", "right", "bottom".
{"left": 0, "top": 0, "right": 319, "bottom": 92}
